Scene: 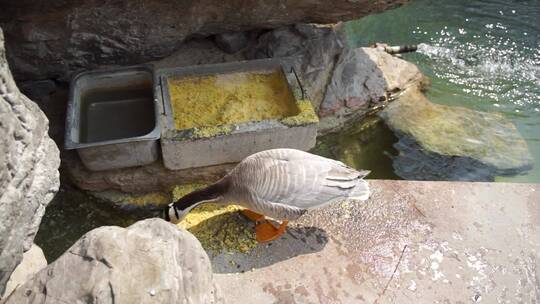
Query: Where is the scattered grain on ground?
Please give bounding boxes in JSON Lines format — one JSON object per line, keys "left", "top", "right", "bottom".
{"left": 172, "top": 184, "right": 258, "bottom": 254}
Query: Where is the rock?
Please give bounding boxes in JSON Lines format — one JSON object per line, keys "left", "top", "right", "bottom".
{"left": 389, "top": 135, "right": 504, "bottom": 181}
{"left": 0, "top": 0, "right": 408, "bottom": 81}
{"left": 151, "top": 37, "right": 247, "bottom": 69}
{"left": 319, "top": 47, "right": 423, "bottom": 118}
{"left": 380, "top": 87, "right": 533, "bottom": 180}
{"left": 63, "top": 150, "right": 234, "bottom": 194}
{"left": 214, "top": 31, "right": 250, "bottom": 54}
{"left": 0, "top": 28, "right": 60, "bottom": 295}
{"left": 1, "top": 244, "right": 47, "bottom": 300}
{"left": 247, "top": 24, "right": 344, "bottom": 111}
{"left": 4, "top": 219, "right": 224, "bottom": 304}
{"left": 16, "top": 81, "right": 67, "bottom": 145}
{"left": 18, "top": 80, "right": 57, "bottom": 101}
{"left": 30, "top": 87, "right": 68, "bottom": 145}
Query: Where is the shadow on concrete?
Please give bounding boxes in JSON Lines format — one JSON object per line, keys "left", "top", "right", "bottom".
{"left": 211, "top": 224, "right": 328, "bottom": 274}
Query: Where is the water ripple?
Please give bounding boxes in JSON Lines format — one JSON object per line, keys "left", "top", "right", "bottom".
{"left": 344, "top": 0, "right": 540, "bottom": 182}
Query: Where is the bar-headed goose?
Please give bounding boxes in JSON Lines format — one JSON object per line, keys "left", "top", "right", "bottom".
{"left": 164, "top": 148, "right": 370, "bottom": 242}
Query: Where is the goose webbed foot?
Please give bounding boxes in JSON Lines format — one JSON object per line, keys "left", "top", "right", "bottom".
{"left": 241, "top": 209, "right": 288, "bottom": 242}
{"left": 255, "top": 220, "right": 288, "bottom": 243}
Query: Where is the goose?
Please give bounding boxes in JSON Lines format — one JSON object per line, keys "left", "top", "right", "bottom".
{"left": 163, "top": 148, "right": 370, "bottom": 242}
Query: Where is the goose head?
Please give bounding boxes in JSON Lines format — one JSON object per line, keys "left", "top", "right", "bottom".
{"left": 162, "top": 198, "right": 219, "bottom": 224}
{"left": 162, "top": 179, "right": 230, "bottom": 224}
{"left": 162, "top": 204, "right": 189, "bottom": 224}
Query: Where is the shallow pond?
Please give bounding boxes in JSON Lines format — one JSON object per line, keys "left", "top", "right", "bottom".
{"left": 333, "top": 0, "right": 540, "bottom": 182}
{"left": 34, "top": 185, "right": 151, "bottom": 261}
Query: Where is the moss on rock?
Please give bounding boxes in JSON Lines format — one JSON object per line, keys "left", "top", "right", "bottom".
{"left": 380, "top": 87, "right": 532, "bottom": 171}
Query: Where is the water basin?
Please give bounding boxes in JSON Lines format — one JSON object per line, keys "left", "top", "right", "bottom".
{"left": 65, "top": 66, "right": 161, "bottom": 171}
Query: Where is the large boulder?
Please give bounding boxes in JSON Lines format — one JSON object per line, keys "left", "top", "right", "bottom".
{"left": 380, "top": 87, "right": 533, "bottom": 181}
{"left": 63, "top": 151, "right": 234, "bottom": 193}
{"left": 0, "top": 28, "right": 60, "bottom": 295}
{"left": 0, "top": 0, "right": 408, "bottom": 81}
{"left": 247, "top": 23, "right": 344, "bottom": 111}
{"left": 214, "top": 31, "right": 250, "bottom": 54}
{"left": 318, "top": 47, "right": 424, "bottom": 132}
{"left": 3, "top": 219, "right": 224, "bottom": 304}
{"left": 1, "top": 244, "right": 47, "bottom": 299}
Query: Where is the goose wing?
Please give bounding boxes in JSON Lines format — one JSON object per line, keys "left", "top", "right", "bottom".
{"left": 237, "top": 149, "right": 370, "bottom": 209}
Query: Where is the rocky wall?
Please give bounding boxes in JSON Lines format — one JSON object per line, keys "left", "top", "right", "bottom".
{"left": 0, "top": 28, "right": 60, "bottom": 296}
{"left": 0, "top": 0, "right": 408, "bottom": 81}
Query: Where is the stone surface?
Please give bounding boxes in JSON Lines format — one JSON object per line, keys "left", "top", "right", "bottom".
{"left": 0, "top": 0, "right": 408, "bottom": 81}
{"left": 214, "top": 31, "right": 250, "bottom": 54}
{"left": 318, "top": 47, "right": 424, "bottom": 132}
{"left": 0, "top": 28, "right": 60, "bottom": 295}
{"left": 63, "top": 151, "right": 234, "bottom": 194}
{"left": 380, "top": 87, "right": 533, "bottom": 180}
{"left": 18, "top": 80, "right": 57, "bottom": 101}
{"left": 1, "top": 244, "right": 47, "bottom": 300}
{"left": 3, "top": 219, "right": 224, "bottom": 304}
{"left": 211, "top": 180, "right": 540, "bottom": 303}
{"left": 152, "top": 38, "right": 247, "bottom": 70}
{"left": 247, "top": 23, "right": 344, "bottom": 111}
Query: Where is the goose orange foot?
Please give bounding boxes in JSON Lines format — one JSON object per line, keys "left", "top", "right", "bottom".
{"left": 255, "top": 220, "right": 288, "bottom": 243}
{"left": 241, "top": 209, "right": 288, "bottom": 243}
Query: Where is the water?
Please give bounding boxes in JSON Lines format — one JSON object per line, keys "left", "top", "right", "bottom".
{"left": 313, "top": 115, "right": 402, "bottom": 179}
{"left": 81, "top": 86, "right": 155, "bottom": 143}
{"left": 319, "top": 0, "right": 540, "bottom": 182}
{"left": 34, "top": 185, "right": 151, "bottom": 261}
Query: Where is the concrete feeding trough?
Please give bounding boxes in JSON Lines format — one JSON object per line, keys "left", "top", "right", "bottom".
{"left": 158, "top": 59, "right": 319, "bottom": 170}
{"left": 65, "top": 65, "right": 160, "bottom": 171}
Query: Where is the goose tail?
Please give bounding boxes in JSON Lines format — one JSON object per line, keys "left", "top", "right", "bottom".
{"left": 348, "top": 178, "right": 370, "bottom": 201}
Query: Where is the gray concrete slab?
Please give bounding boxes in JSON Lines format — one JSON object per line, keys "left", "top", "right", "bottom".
{"left": 213, "top": 180, "right": 540, "bottom": 303}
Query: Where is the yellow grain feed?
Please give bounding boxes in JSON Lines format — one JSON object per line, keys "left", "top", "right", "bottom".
{"left": 280, "top": 99, "right": 319, "bottom": 126}
{"left": 168, "top": 70, "right": 298, "bottom": 130}
{"left": 124, "top": 192, "right": 170, "bottom": 206}
{"left": 172, "top": 184, "right": 257, "bottom": 254}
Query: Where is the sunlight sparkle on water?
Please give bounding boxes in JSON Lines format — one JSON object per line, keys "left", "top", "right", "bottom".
{"left": 342, "top": 0, "right": 540, "bottom": 182}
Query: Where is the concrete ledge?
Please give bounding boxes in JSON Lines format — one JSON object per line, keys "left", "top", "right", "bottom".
{"left": 213, "top": 180, "right": 540, "bottom": 303}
